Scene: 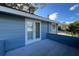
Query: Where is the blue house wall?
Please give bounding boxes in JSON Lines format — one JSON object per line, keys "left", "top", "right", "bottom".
{"left": 0, "top": 14, "right": 25, "bottom": 53}
{"left": 41, "top": 21, "right": 49, "bottom": 40}
{"left": 0, "top": 40, "right": 4, "bottom": 55}
{"left": 0, "top": 13, "right": 51, "bottom": 55}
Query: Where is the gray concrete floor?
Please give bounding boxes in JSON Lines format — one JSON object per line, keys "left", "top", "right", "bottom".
{"left": 6, "top": 39, "right": 79, "bottom": 56}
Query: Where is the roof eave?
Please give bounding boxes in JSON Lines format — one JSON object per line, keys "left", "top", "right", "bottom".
{"left": 0, "top": 6, "right": 57, "bottom": 23}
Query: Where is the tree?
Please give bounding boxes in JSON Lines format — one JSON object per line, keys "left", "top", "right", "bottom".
{"left": 68, "top": 20, "right": 79, "bottom": 36}
{"left": 0, "top": 3, "right": 47, "bottom": 14}
{"left": 0, "top": 3, "right": 36, "bottom": 14}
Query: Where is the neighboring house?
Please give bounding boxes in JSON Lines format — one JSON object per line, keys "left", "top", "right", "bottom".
{"left": 0, "top": 6, "right": 58, "bottom": 55}
{"left": 58, "top": 23, "right": 68, "bottom": 31}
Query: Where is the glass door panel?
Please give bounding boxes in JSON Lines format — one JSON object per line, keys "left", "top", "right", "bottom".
{"left": 35, "top": 22, "right": 40, "bottom": 39}
{"left": 27, "top": 22, "right": 33, "bottom": 40}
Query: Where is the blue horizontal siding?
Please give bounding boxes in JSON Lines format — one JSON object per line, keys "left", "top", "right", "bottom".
{"left": 4, "top": 36, "right": 25, "bottom": 52}
{"left": 0, "top": 40, "right": 4, "bottom": 55}
{"left": 0, "top": 14, "right": 25, "bottom": 53}
{"left": 0, "top": 13, "right": 52, "bottom": 55}
{"left": 41, "top": 21, "right": 49, "bottom": 40}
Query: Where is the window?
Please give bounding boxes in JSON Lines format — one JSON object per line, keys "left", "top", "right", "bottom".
{"left": 27, "top": 22, "right": 33, "bottom": 40}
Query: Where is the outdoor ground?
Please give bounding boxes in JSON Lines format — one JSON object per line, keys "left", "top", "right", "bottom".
{"left": 6, "top": 39, "right": 79, "bottom": 56}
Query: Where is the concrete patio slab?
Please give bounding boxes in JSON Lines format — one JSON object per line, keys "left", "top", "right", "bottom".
{"left": 6, "top": 39, "right": 79, "bottom": 56}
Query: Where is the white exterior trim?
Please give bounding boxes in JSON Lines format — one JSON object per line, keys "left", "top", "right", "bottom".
{"left": 34, "top": 21, "right": 41, "bottom": 41}
{"left": 0, "top": 6, "right": 57, "bottom": 23}
{"left": 25, "top": 18, "right": 41, "bottom": 45}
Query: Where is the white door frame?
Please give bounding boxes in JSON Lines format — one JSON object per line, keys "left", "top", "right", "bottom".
{"left": 34, "top": 21, "right": 41, "bottom": 41}
{"left": 25, "top": 20, "right": 41, "bottom": 45}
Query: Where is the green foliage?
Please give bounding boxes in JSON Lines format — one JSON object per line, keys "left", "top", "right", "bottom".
{"left": 68, "top": 21, "right": 79, "bottom": 36}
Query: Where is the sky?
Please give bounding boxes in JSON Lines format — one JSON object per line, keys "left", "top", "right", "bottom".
{"left": 35, "top": 3, "right": 79, "bottom": 24}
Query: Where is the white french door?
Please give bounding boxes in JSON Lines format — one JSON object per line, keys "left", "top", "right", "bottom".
{"left": 25, "top": 20, "right": 41, "bottom": 45}
{"left": 35, "top": 21, "right": 41, "bottom": 40}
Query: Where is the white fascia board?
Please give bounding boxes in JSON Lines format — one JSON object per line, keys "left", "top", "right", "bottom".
{"left": 0, "top": 6, "right": 56, "bottom": 23}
